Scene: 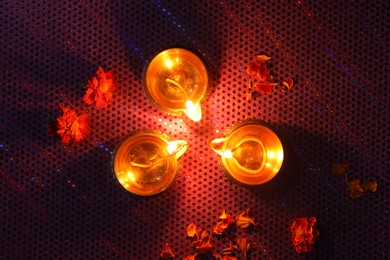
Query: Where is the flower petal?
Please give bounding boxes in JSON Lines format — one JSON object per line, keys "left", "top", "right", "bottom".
{"left": 237, "top": 236, "right": 251, "bottom": 258}
{"left": 187, "top": 223, "right": 197, "bottom": 237}
{"left": 253, "top": 82, "right": 276, "bottom": 95}
{"left": 254, "top": 55, "right": 271, "bottom": 64}
{"left": 160, "top": 242, "right": 175, "bottom": 258}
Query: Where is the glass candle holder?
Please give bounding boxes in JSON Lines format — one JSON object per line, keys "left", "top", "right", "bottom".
{"left": 208, "top": 119, "right": 284, "bottom": 185}
{"left": 144, "top": 48, "right": 208, "bottom": 122}
{"left": 113, "top": 130, "right": 188, "bottom": 196}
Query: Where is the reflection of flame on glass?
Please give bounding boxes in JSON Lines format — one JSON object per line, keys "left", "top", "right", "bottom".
{"left": 184, "top": 100, "right": 202, "bottom": 122}
{"left": 113, "top": 131, "right": 188, "bottom": 196}
{"left": 208, "top": 121, "right": 284, "bottom": 185}
{"left": 144, "top": 48, "right": 208, "bottom": 122}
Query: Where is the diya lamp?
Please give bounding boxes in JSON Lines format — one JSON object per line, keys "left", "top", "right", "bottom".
{"left": 113, "top": 130, "right": 188, "bottom": 196}
{"left": 208, "top": 119, "right": 284, "bottom": 185}
{"left": 144, "top": 48, "right": 208, "bottom": 122}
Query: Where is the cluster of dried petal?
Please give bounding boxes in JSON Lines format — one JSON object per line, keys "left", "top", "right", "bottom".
{"left": 222, "top": 240, "right": 237, "bottom": 255}
{"left": 160, "top": 242, "right": 175, "bottom": 258}
{"left": 56, "top": 107, "right": 90, "bottom": 144}
{"left": 82, "top": 66, "right": 117, "bottom": 108}
{"left": 236, "top": 209, "right": 255, "bottom": 229}
{"left": 246, "top": 55, "right": 276, "bottom": 96}
{"left": 212, "top": 211, "right": 235, "bottom": 235}
{"left": 290, "top": 217, "right": 319, "bottom": 253}
{"left": 348, "top": 179, "right": 378, "bottom": 199}
{"left": 187, "top": 224, "right": 213, "bottom": 254}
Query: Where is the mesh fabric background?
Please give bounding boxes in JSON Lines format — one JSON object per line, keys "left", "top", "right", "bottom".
{"left": 0, "top": 0, "right": 388, "bottom": 259}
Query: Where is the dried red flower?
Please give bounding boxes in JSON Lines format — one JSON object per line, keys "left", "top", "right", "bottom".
{"left": 56, "top": 107, "right": 90, "bottom": 144}
{"left": 290, "top": 217, "right": 319, "bottom": 253}
{"left": 160, "top": 242, "right": 175, "bottom": 258}
{"left": 82, "top": 66, "right": 117, "bottom": 108}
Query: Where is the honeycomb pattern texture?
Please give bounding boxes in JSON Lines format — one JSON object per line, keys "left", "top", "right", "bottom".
{"left": 0, "top": 0, "right": 388, "bottom": 259}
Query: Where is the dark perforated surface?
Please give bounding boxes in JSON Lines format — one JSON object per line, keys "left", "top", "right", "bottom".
{"left": 0, "top": 0, "right": 388, "bottom": 259}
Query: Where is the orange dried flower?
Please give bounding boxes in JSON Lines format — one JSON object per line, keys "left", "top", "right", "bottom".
{"left": 213, "top": 211, "right": 235, "bottom": 235}
{"left": 56, "top": 107, "right": 90, "bottom": 144}
{"left": 290, "top": 217, "right": 319, "bottom": 253}
{"left": 237, "top": 236, "right": 251, "bottom": 258}
{"left": 187, "top": 223, "right": 197, "bottom": 237}
{"left": 82, "top": 66, "right": 117, "bottom": 108}
{"left": 236, "top": 209, "right": 255, "bottom": 229}
{"left": 160, "top": 242, "right": 175, "bottom": 258}
{"left": 331, "top": 163, "right": 350, "bottom": 176}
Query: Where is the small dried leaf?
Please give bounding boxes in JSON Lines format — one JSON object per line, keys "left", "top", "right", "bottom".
{"left": 160, "top": 243, "right": 175, "bottom": 258}
{"left": 187, "top": 223, "right": 197, "bottom": 237}
{"left": 237, "top": 236, "right": 251, "bottom": 258}
{"left": 331, "top": 163, "right": 350, "bottom": 176}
